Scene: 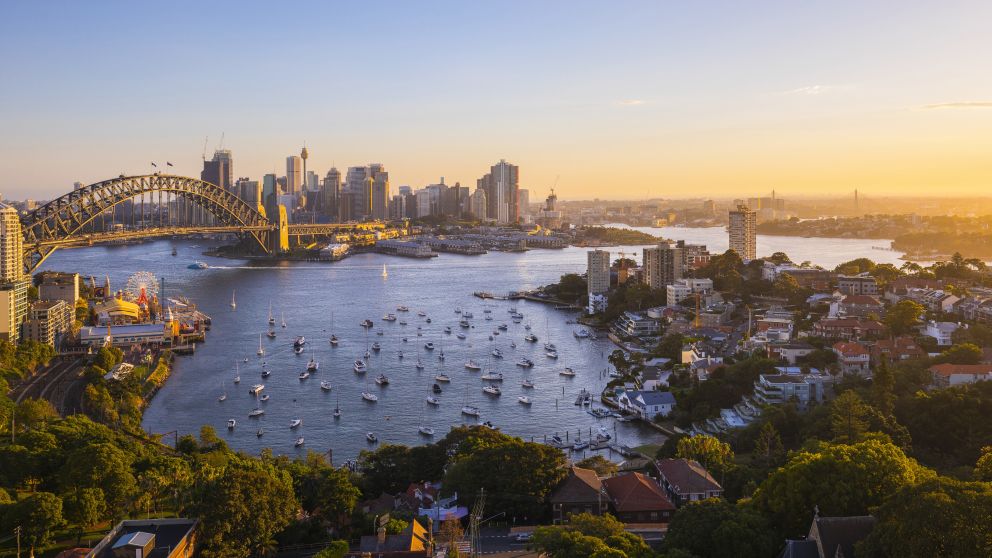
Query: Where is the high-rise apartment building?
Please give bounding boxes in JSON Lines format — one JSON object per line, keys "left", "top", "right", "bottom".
{"left": 286, "top": 155, "right": 303, "bottom": 193}
{"left": 477, "top": 159, "right": 519, "bottom": 223}
{"left": 0, "top": 206, "right": 28, "bottom": 342}
{"left": 518, "top": 189, "right": 530, "bottom": 218}
{"left": 642, "top": 241, "right": 683, "bottom": 289}
{"left": 587, "top": 250, "right": 611, "bottom": 295}
{"left": 235, "top": 177, "right": 262, "bottom": 206}
{"left": 322, "top": 167, "right": 341, "bottom": 218}
{"left": 729, "top": 205, "right": 757, "bottom": 260}
{"left": 471, "top": 189, "right": 487, "bottom": 220}
{"left": 370, "top": 164, "right": 390, "bottom": 220}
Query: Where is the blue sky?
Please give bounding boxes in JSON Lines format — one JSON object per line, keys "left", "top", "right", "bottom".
{"left": 2, "top": 1, "right": 991, "bottom": 199}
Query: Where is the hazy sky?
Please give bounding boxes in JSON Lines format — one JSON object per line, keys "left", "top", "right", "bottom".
{"left": 2, "top": 1, "right": 991, "bottom": 200}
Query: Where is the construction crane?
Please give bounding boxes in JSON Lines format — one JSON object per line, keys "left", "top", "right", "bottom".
{"left": 201, "top": 136, "right": 209, "bottom": 161}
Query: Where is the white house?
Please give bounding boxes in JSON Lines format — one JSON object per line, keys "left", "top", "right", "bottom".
{"left": 617, "top": 389, "right": 676, "bottom": 419}
{"left": 924, "top": 321, "right": 960, "bottom": 346}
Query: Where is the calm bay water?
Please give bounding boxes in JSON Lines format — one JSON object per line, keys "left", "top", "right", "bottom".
{"left": 38, "top": 228, "right": 905, "bottom": 461}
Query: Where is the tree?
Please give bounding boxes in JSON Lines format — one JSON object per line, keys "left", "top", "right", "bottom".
{"left": 752, "top": 422, "right": 784, "bottom": 468}
{"left": 871, "top": 360, "right": 896, "bottom": 415}
{"left": 675, "top": 435, "right": 733, "bottom": 473}
{"left": 312, "top": 541, "right": 349, "bottom": 558}
{"left": 933, "top": 342, "right": 983, "bottom": 365}
{"left": 884, "top": 300, "right": 925, "bottom": 337}
{"left": 835, "top": 258, "right": 876, "bottom": 276}
{"left": 12, "top": 492, "right": 64, "bottom": 558}
{"left": 190, "top": 464, "right": 298, "bottom": 558}
{"left": 830, "top": 391, "right": 870, "bottom": 443}
{"left": 14, "top": 398, "right": 58, "bottom": 430}
{"left": 315, "top": 466, "right": 360, "bottom": 524}
{"left": 859, "top": 478, "right": 992, "bottom": 558}
{"left": 975, "top": 446, "right": 992, "bottom": 482}
{"left": 385, "top": 518, "right": 409, "bottom": 535}
{"left": 64, "top": 488, "right": 106, "bottom": 543}
{"left": 531, "top": 514, "right": 653, "bottom": 558}
{"left": 664, "top": 499, "right": 779, "bottom": 558}
{"left": 438, "top": 519, "right": 464, "bottom": 557}
{"left": 752, "top": 439, "right": 933, "bottom": 537}
{"left": 575, "top": 455, "right": 619, "bottom": 477}
{"left": 61, "top": 442, "right": 137, "bottom": 514}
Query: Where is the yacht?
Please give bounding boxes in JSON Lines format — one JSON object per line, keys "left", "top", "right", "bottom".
{"left": 444, "top": 326, "right": 452, "bottom": 334}
{"left": 258, "top": 394, "right": 270, "bottom": 402}
{"left": 432, "top": 383, "right": 443, "bottom": 393}
{"left": 559, "top": 367, "right": 577, "bottom": 377}
{"left": 294, "top": 336, "right": 306, "bottom": 347}
{"left": 521, "top": 379, "right": 535, "bottom": 389}
{"left": 491, "top": 348, "right": 503, "bottom": 359}
{"left": 516, "top": 358, "right": 534, "bottom": 368}
{"left": 426, "top": 395, "right": 441, "bottom": 406}
{"left": 230, "top": 290, "right": 236, "bottom": 310}
{"left": 248, "top": 408, "right": 264, "bottom": 417}
{"left": 320, "top": 381, "right": 333, "bottom": 391}
{"left": 366, "top": 432, "right": 378, "bottom": 443}
{"left": 257, "top": 334, "right": 265, "bottom": 356}
{"left": 464, "top": 360, "right": 482, "bottom": 371}
{"left": 371, "top": 342, "right": 381, "bottom": 352}
{"left": 544, "top": 342, "right": 557, "bottom": 351}
{"left": 256, "top": 428, "right": 264, "bottom": 437}
{"left": 188, "top": 261, "right": 209, "bottom": 270}
{"left": 572, "top": 440, "right": 589, "bottom": 451}
{"left": 480, "top": 372, "right": 503, "bottom": 381}
{"left": 424, "top": 342, "right": 435, "bottom": 351}
{"left": 268, "top": 302, "right": 275, "bottom": 326}
{"left": 518, "top": 395, "right": 532, "bottom": 405}
{"left": 362, "top": 390, "right": 379, "bottom": 402}
{"left": 546, "top": 349, "right": 559, "bottom": 359}
{"left": 456, "top": 333, "right": 467, "bottom": 340}
{"left": 249, "top": 384, "right": 264, "bottom": 395}
{"left": 307, "top": 356, "right": 319, "bottom": 372}
{"left": 397, "top": 305, "right": 410, "bottom": 312}
{"left": 261, "top": 369, "right": 271, "bottom": 378}
{"left": 226, "top": 419, "right": 236, "bottom": 429}
{"left": 375, "top": 374, "right": 390, "bottom": 386}
{"left": 573, "top": 329, "right": 590, "bottom": 339}
{"left": 415, "top": 358, "right": 425, "bottom": 370}
{"left": 298, "top": 371, "right": 310, "bottom": 380}
{"left": 419, "top": 425, "right": 435, "bottom": 436}
{"left": 459, "top": 320, "right": 470, "bottom": 328}
{"left": 360, "top": 319, "right": 374, "bottom": 328}
{"left": 266, "top": 330, "right": 276, "bottom": 339}
{"left": 524, "top": 333, "right": 538, "bottom": 342}
{"left": 498, "top": 323, "right": 508, "bottom": 331}
{"left": 435, "top": 373, "right": 451, "bottom": 382}
{"left": 294, "top": 345, "right": 304, "bottom": 354}
{"left": 461, "top": 405, "right": 480, "bottom": 417}
{"left": 354, "top": 360, "right": 368, "bottom": 373}
{"left": 295, "top": 436, "right": 305, "bottom": 447}
{"left": 483, "top": 384, "right": 502, "bottom": 396}
{"left": 463, "top": 311, "right": 474, "bottom": 318}
{"left": 290, "top": 418, "right": 303, "bottom": 428}
{"left": 383, "top": 313, "right": 397, "bottom": 322}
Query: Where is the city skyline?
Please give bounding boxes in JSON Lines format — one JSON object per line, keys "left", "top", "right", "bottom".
{"left": 2, "top": 2, "right": 992, "bottom": 199}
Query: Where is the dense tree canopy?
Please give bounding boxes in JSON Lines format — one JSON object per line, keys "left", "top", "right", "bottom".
{"left": 664, "top": 499, "right": 779, "bottom": 558}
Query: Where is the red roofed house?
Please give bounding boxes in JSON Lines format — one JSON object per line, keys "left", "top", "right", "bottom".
{"left": 832, "top": 342, "right": 870, "bottom": 376}
{"left": 929, "top": 363, "right": 992, "bottom": 389}
{"left": 601, "top": 472, "right": 676, "bottom": 524}
{"left": 813, "top": 318, "right": 886, "bottom": 340}
{"left": 655, "top": 458, "right": 724, "bottom": 506}
{"left": 869, "top": 336, "right": 926, "bottom": 365}
{"left": 549, "top": 466, "right": 607, "bottom": 524}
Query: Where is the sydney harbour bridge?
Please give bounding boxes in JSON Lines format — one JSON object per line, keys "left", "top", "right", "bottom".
{"left": 20, "top": 174, "right": 396, "bottom": 273}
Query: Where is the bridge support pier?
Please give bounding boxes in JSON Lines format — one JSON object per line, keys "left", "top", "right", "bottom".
{"left": 273, "top": 204, "right": 290, "bottom": 252}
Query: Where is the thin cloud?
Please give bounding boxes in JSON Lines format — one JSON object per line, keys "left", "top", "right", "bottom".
{"left": 619, "top": 99, "right": 645, "bottom": 106}
{"left": 922, "top": 102, "right": 992, "bottom": 110}
{"left": 783, "top": 85, "right": 827, "bottom": 95}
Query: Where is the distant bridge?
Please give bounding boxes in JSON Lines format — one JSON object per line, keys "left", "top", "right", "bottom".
{"left": 21, "top": 174, "right": 395, "bottom": 272}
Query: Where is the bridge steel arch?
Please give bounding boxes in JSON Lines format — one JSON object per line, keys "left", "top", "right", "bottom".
{"left": 21, "top": 174, "right": 273, "bottom": 273}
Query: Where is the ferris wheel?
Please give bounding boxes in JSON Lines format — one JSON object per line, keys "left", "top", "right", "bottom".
{"left": 125, "top": 271, "right": 159, "bottom": 306}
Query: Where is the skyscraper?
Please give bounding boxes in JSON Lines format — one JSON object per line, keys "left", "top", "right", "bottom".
{"left": 322, "top": 167, "right": 341, "bottom": 219}
{"left": 471, "top": 189, "right": 487, "bottom": 220}
{"left": 477, "top": 159, "right": 519, "bottom": 223}
{"left": 262, "top": 174, "right": 278, "bottom": 218}
{"left": 587, "top": 250, "right": 611, "bottom": 296}
{"left": 642, "top": 241, "right": 683, "bottom": 289}
{"left": 235, "top": 178, "right": 262, "bottom": 206}
{"left": 0, "top": 206, "right": 28, "bottom": 342}
{"left": 201, "top": 150, "right": 233, "bottom": 192}
{"left": 729, "top": 205, "right": 757, "bottom": 260}
{"left": 286, "top": 155, "right": 303, "bottom": 193}
{"left": 370, "top": 165, "right": 390, "bottom": 220}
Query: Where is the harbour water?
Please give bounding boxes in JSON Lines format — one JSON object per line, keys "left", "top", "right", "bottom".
{"left": 38, "top": 229, "right": 906, "bottom": 461}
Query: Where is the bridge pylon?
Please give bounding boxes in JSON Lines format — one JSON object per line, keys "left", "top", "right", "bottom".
{"left": 273, "top": 204, "right": 290, "bottom": 252}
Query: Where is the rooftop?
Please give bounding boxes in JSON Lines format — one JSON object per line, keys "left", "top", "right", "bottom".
{"left": 551, "top": 466, "right": 602, "bottom": 504}
{"left": 86, "top": 519, "right": 196, "bottom": 558}
{"left": 655, "top": 458, "right": 722, "bottom": 495}
{"left": 929, "top": 363, "right": 992, "bottom": 377}
{"left": 601, "top": 472, "right": 675, "bottom": 513}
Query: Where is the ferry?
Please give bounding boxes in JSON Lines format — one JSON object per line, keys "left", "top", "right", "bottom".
{"left": 248, "top": 408, "right": 264, "bottom": 417}
{"left": 188, "top": 261, "right": 209, "bottom": 270}
{"left": 320, "top": 381, "right": 333, "bottom": 391}
{"left": 435, "top": 373, "right": 451, "bottom": 382}
{"left": 249, "top": 384, "right": 265, "bottom": 395}
{"left": 461, "top": 405, "right": 480, "bottom": 417}
{"left": 481, "top": 372, "right": 503, "bottom": 381}
{"left": 353, "top": 360, "right": 367, "bottom": 373}
{"left": 464, "top": 360, "right": 482, "bottom": 371}
{"left": 290, "top": 419, "right": 302, "bottom": 428}
{"left": 483, "top": 384, "right": 502, "bottom": 396}
{"left": 383, "top": 313, "right": 397, "bottom": 322}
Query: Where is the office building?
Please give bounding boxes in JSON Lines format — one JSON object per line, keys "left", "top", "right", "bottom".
{"left": 286, "top": 155, "right": 303, "bottom": 193}
{"left": 642, "top": 241, "right": 683, "bottom": 289}
{"left": 234, "top": 178, "right": 262, "bottom": 206}
{"left": 518, "top": 189, "right": 530, "bottom": 218}
{"left": 729, "top": 205, "right": 757, "bottom": 260}
{"left": 322, "top": 167, "right": 341, "bottom": 218}
{"left": 200, "top": 150, "right": 233, "bottom": 193}
{"left": 477, "top": 159, "right": 519, "bottom": 223}
{"left": 371, "top": 165, "right": 390, "bottom": 220}
{"left": 470, "top": 189, "right": 487, "bottom": 220}
{"left": 587, "top": 250, "right": 611, "bottom": 295}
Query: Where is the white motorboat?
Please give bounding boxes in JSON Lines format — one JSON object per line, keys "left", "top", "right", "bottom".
{"left": 498, "top": 323, "right": 508, "bottom": 330}
{"left": 330, "top": 334, "right": 339, "bottom": 346}
{"left": 233, "top": 375, "right": 240, "bottom": 384}
{"left": 397, "top": 305, "right": 410, "bottom": 312}
{"left": 259, "top": 394, "right": 270, "bottom": 402}
{"left": 456, "top": 333, "right": 467, "bottom": 339}
{"left": 491, "top": 348, "right": 503, "bottom": 359}
{"left": 267, "top": 330, "right": 276, "bottom": 339}
{"left": 481, "top": 372, "right": 503, "bottom": 381}
{"left": 256, "top": 428, "right": 264, "bottom": 437}
{"left": 227, "top": 419, "right": 236, "bottom": 429}
{"left": 290, "top": 418, "right": 302, "bottom": 428}
{"left": 371, "top": 342, "right": 381, "bottom": 352}
{"left": 218, "top": 393, "right": 227, "bottom": 402}
{"left": 249, "top": 384, "right": 264, "bottom": 395}
{"left": 362, "top": 391, "right": 379, "bottom": 402}
{"left": 417, "top": 310, "right": 427, "bottom": 317}
{"left": 518, "top": 395, "right": 532, "bottom": 405}
{"left": 544, "top": 342, "right": 557, "bottom": 351}
{"left": 295, "top": 436, "right": 305, "bottom": 447}
{"left": 354, "top": 360, "right": 367, "bottom": 373}
{"left": 516, "top": 358, "right": 534, "bottom": 368}
{"left": 482, "top": 384, "right": 502, "bottom": 396}
{"left": 463, "top": 311, "right": 474, "bottom": 318}
{"left": 294, "top": 335, "right": 306, "bottom": 348}
{"left": 574, "top": 329, "right": 590, "bottom": 339}
{"left": 524, "top": 333, "right": 538, "bottom": 342}
{"left": 320, "top": 381, "right": 333, "bottom": 391}
{"left": 294, "top": 346, "right": 304, "bottom": 354}
{"left": 307, "top": 356, "right": 319, "bottom": 372}
{"left": 560, "top": 367, "right": 577, "bottom": 377}
{"left": 464, "top": 360, "right": 482, "bottom": 371}
{"left": 597, "top": 426, "right": 612, "bottom": 440}
{"left": 375, "top": 374, "right": 390, "bottom": 385}
{"left": 298, "top": 371, "right": 310, "bottom": 380}
{"left": 521, "top": 379, "right": 535, "bottom": 388}
{"left": 461, "top": 405, "right": 480, "bottom": 417}
{"left": 546, "top": 349, "right": 559, "bottom": 359}
{"left": 360, "top": 319, "right": 374, "bottom": 328}
{"left": 419, "top": 425, "right": 435, "bottom": 436}
{"left": 572, "top": 440, "right": 589, "bottom": 451}
{"left": 435, "top": 373, "right": 451, "bottom": 382}
{"left": 426, "top": 395, "right": 440, "bottom": 406}
{"left": 459, "top": 320, "right": 470, "bottom": 328}
{"left": 261, "top": 369, "right": 271, "bottom": 378}
{"left": 383, "top": 313, "right": 397, "bottom": 322}
{"left": 366, "top": 432, "right": 378, "bottom": 442}
{"left": 248, "top": 408, "right": 264, "bottom": 417}
{"left": 444, "top": 326, "right": 452, "bottom": 334}
{"left": 424, "top": 342, "right": 435, "bottom": 350}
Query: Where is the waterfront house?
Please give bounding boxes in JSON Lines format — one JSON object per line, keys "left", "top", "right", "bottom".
{"left": 779, "top": 515, "right": 876, "bottom": 558}
{"left": 617, "top": 389, "right": 676, "bottom": 419}
{"left": 601, "top": 472, "right": 676, "bottom": 524}
{"left": 613, "top": 311, "right": 660, "bottom": 338}
{"left": 753, "top": 368, "right": 836, "bottom": 408}
{"left": 832, "top": 341, "right": 870, "bottom": 376}
{"left": 929, "top": 363, "right": 992, "bottom": 388}
{"left": 654, "top": 458, "right": 723, "bottom": 505}
{"left": 85, "top": 518, "right": 197, "bottom": 558}
{"left": 550, "top": 466, "right": 608, "bottom": 524}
